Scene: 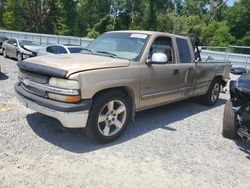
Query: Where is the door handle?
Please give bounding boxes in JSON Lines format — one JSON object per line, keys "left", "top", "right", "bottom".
{"left": 173, "top": 69, "right": 179, "bottom": 75}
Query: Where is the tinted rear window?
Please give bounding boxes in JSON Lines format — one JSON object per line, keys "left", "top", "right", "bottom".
{"left": 176, "top": 38, "right": 191, "bottom": 63}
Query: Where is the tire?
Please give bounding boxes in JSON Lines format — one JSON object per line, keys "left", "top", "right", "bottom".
{"left": 201, "top": 78, "right": 221, "bottom": 106}
{"left": 3, "top": 49, "right": 7, "bottom": 58}
{"left": 17, "top": 52, "right": 23, "bottom": 62}
{"left": 222, "top": 100, "right": 238, "bottom": 139}
{"left": 85, "top": 90, "right": 131, "bottom": 143}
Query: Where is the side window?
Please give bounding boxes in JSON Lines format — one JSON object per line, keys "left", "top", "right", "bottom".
{"left": 7, "top": 39, "right": 14, "bottom": 44}
{"left": 150, "top": 37, "right": 174, "bottom": 63}
{"left": 13, "top": 39, "right": 17, "bottom": 46}
{"left": 53, "top": 46, "right": 68, "bottom": 54}
{"left": 176, "top": 38, "right": 191, "bottom": 63}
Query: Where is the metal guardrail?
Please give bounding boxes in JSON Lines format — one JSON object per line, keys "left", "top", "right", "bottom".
{"left": 0, "top": 29, "right": 93, "bottom": 47}
{"left": 200, "top": 46, "right": 250, "bottom": 69}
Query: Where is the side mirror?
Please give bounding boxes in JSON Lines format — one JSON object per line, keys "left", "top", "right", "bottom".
{"left": 147, "top": 53, "right": 168, "bottom": 64}
{"left": 230, "top": 67, "right": 247, "bottom": 75}
{"left": 12, "top": 43, "right": 17, "bottom": 47}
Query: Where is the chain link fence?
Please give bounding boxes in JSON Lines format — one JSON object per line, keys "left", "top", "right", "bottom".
{"left": 200, "top": 45, "right": 250, "bottom": 69}
{"left": 0, "top": 29, "right": 93, "bottom": 47}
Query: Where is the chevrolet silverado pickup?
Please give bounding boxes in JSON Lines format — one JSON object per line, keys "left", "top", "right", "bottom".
{"left": 15, "top": 31, "right": 231, "bottom": 143}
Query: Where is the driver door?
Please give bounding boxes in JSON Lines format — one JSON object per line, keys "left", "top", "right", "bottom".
{"left": 139, "top": 36, "right": 182, "bottom": 109}
{"left": 9, "top": 39, "right": 17, "bottom": 57}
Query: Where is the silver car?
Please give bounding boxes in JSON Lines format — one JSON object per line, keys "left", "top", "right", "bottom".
{"left": 2, "top": 39, "right": 41, "bottom": 61}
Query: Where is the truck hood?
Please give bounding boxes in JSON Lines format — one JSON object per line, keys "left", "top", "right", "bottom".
{"left": 18, "top": 54, "right": 130, "bottom": 78}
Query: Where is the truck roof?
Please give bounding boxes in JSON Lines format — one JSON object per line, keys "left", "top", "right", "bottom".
{"left": 107, "top": 30, "right": 188, "bottom": 39}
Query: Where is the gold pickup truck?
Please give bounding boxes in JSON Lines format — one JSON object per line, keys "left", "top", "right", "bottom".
{"left": 15, "top": 31, "right": 231, "bottom": 143}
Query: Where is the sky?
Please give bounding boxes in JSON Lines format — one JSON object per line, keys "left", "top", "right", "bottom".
{"left": 227, "top": 0, "right": 235, "bottom": 7}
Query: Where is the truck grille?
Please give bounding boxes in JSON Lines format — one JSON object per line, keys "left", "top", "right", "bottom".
{"left": 20, "top": 69, "right": 49, "bottom": 84}
{"left": 19, "top": 69, "right": 49, "bottom": 97}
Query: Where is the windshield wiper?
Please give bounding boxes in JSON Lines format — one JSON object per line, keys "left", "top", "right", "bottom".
{"left": 81, "top": 48, "right": 93, "bottom": 53}
{"left": 96, "top": 51, "right": 118, "bottom": 58}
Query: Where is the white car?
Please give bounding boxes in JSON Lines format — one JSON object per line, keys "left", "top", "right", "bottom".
{"left": 37, "top": 44, "right": 83, "bottom": 56}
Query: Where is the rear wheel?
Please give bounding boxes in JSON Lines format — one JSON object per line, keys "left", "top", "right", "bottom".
{"left": 201, "top": 78, "right": 221, "bottom": 106}
{"left": 3, "top": 49, "right": 7, "bottom": 58}
{"left": 85, "top": 90, "right": 131, "bottom": 143}
{"left": 222, "top": 100, "right": 238, "bottom": 139}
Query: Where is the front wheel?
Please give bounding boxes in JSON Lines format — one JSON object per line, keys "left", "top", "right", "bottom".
{"left": 201, "top": 79, "right": 221, "bottom": 106}
{"left": 17, "top": 52, "right": 23, "bottom": 62}
{"left": 85, "top": 91, "right": 131, "bottom": 143}
{"left": 222, "top": 100, "right": 238, "bottom": 139}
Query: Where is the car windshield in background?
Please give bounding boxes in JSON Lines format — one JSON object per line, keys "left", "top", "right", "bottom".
{"left": 19, "top": 40, "right": 40, "bottom": 46}
{"left": 68, "top": 47, "right": 83, "bottom": 53}
{"left": 86, "top": 32, "right": 149, "bottom": 60}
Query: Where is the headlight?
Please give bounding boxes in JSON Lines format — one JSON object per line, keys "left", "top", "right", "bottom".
{"left": 49, "top": 77, "right": 80, "bottom": 89}
{"left": 21, "top": 50, "right": 32, "bottom": 55}
{"left": 48, "top": 77, "right": 81, "bottom": 103}
{"left": 26, "top": 51, "right": 32, "bottom": 55}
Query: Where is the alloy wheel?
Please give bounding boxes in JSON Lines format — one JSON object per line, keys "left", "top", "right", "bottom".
{"left": 97, "top": 100, "right": 127, "bottom": 137}
{"left": 211, "top": 83, "right": 220, "bottom": 102}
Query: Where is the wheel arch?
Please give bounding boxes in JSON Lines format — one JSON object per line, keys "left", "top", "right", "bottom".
{"left": 92, "top": 86, "right": 136, "bottom": 121}
{"left": 213, "top": 75, "right": 227, "bottom": 87}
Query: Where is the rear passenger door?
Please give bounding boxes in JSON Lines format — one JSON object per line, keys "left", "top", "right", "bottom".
{"left": 175, "top": 38, "right": 197, "bottom": 97}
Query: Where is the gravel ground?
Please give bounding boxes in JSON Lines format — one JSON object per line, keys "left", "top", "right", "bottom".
{"left": 0, "top": 56, "right": 249, "bottom": 188}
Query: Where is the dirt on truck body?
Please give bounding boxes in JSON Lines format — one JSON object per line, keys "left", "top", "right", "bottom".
{"left": 15, "top": 30, "right": 232, "bottom": 143}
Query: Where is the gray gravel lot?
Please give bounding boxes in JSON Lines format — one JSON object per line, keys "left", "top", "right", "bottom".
{"left": 0, "top": 56, "right": 249, "bottom": 188}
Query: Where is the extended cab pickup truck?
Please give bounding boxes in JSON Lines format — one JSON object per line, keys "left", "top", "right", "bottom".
{"left": 15, "top": 31, "right": 231, "bottom": 143}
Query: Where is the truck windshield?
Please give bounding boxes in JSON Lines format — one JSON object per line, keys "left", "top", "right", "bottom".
{"left": 86, "top": 33, "right": 149, "bottom": 60}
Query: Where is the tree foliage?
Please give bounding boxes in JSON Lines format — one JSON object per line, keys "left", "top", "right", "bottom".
{"left": 0, "top": 0, "right": 249, "bottom": 46}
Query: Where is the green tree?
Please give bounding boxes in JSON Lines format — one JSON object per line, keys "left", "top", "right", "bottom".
{"left": 181, "top": 0, "right": 208, "bottom": 17}
{"left": 3, "top": 0, "right": 60, "bottom": 33}
{"left": 201, "top": 21, "right": 235, "bottom": 46}
{"left": 57, "top": 0, "right": 78, "bottom": 35}
{"left": 237, "top": 32, "right": 250, "bottom": 46}
{"left": 77, "top": 0, "right": 111, "bottom": 36}
{"left": 226, "top": 0, "right": 250, "bottom": 41}
{"left": 0, "top": 0, "right": 7, "bottom": 27}
{"left": 3, "top": 0, "right": 25, "bottom": 31}
{"left": 209, "top": 0, "right": 229, "bottom": 22}
{"left": 44, "top": 0, "right": 61, "bottom": 34}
